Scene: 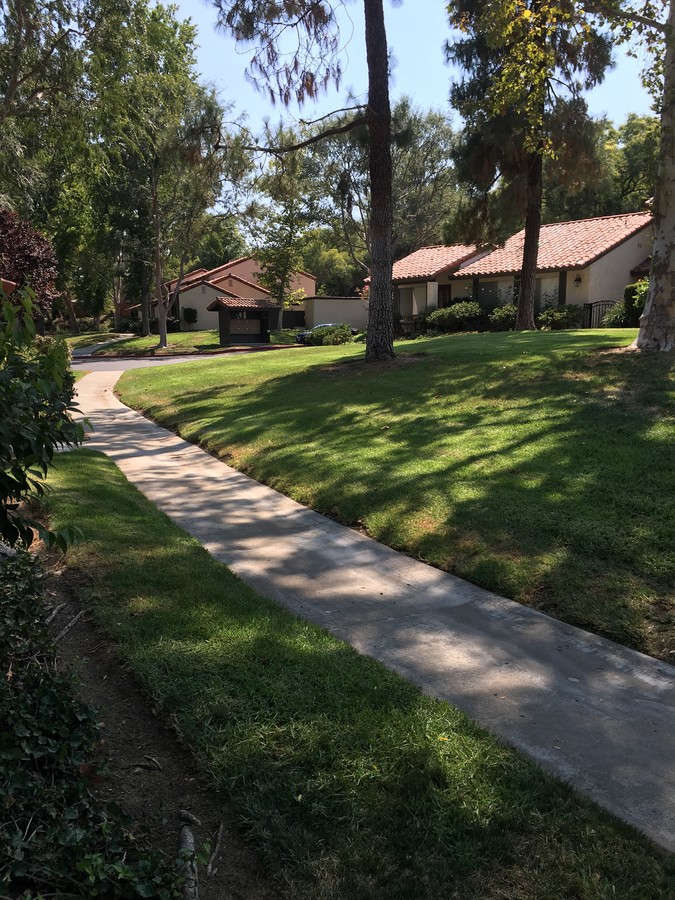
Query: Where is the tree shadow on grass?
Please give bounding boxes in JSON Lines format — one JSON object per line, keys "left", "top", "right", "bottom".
{"left": 53, "top": 449, "right": 671, "bottom": 899}
{"left": 121, "top": 332, "right": 675, "bottom": 658}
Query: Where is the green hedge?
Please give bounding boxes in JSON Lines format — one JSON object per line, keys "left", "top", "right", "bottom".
{"left": 305, "top": 324, "right": 352, "bottom": 345}
{"left": 425, "top": 301, "right": 483, "bottom": 332}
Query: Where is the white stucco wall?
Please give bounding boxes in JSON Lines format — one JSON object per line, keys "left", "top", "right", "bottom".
{"left": 411, "top": 283, "right": 428, "bottom": 314}
{"left": 564, "top": 271, "right": 589, "bottom": 307}
{"left": 451, "top": 279, "right": 474, "bottom": 301}
{"left": 178, "top": 283, "right": 225, "bottom": 331}
{"left": 398, "top": 287, "right": 413, "bottom": 317}
{"left": 306, "top": 297, "right": 369, "bottom": 330}
{"left": 538, "top": 275, "right": 559, "bottom": 308}
{"left": 497, "top": 278, "right": 516, "bottom": 305}
{"left": 587, "top": 227, "right": 651, "bottom": 303}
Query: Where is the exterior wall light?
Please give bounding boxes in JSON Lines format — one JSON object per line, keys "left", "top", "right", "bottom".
{"left": 574, "top": 274, "right": 582, "bottom": 287}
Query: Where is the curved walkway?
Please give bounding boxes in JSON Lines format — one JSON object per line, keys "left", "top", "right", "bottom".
{"left": 73, "top": 362, "right": 675, "bottom": 853}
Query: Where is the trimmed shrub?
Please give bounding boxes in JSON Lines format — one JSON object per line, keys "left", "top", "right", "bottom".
{"left": 425, "top": 301, "right": 482, "bottom": 333}
{"left": 537, "top": 305, "right": 583, "bottom": 330}
{"left": 183, "top": 306, "right": 198, "bottom": 325}
{"left": 305, "top": 324, "right": 352, "bottom": 345}
{"left": 488, "top": 304, "right": 517, "bottom": 331}
{"left": 414, "top": 305, "right": 438, "bottom": 332}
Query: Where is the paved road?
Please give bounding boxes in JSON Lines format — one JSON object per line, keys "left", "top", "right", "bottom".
{"left": 72, "top": 357, "right": 675, "bottom": 853}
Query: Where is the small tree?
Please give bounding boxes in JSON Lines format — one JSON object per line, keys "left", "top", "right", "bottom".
{"left": 253, "top": 132, "right": 308, "bottom": 328}
{"left": 0, "top": 208, "right": 60, "bottom": 316}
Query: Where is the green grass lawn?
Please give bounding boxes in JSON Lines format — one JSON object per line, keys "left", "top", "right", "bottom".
{"left": 44, "top": 450, "right": 673, "bottom": 900}
{"left": 62, "top": 331, "right": 124, "bottom": 351}
{"left": 117, "top": 329, "right": 675, "bottom": 661}
{"left": 89, "top": 328, "right": 300, "bottom": 355}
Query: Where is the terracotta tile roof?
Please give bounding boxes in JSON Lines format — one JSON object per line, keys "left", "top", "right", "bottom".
{"left": 456, "top": 212, "right": 652, "bottom": 278}
{"left": 206, "top": 297, "right": 279, "bottom": 312}
{"left": 196, "top": 256, "right": 251, "bottom": 282}
{"left": 166, "top": 268, "right": 208, "bottom": 289}
{"left": 392, "top": 244, "right": 480, "bottom": 281}
{"left": 210, "top": 272, "right": 271, "bottom": 294}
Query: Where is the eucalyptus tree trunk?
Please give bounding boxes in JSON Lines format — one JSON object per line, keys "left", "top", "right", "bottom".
{"left": 635, "top": 1, "right": 675, "bottom": 351}
{"left": 364, "top": 0, "right": 395, "bottom": 361}
{"left": 517, "top": 152, "right": 543, "bottom": 330}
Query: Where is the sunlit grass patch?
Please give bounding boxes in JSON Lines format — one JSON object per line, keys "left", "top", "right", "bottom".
{"left": 117, "top": 329, "right": 675, "bottom": 659}
{"left": 45, "top": 449, "right": 673, "bottom": 899}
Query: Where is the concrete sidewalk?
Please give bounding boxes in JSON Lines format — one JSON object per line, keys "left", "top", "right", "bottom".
{"left": 74, "top": 366, "right": 675, "bottom": 853}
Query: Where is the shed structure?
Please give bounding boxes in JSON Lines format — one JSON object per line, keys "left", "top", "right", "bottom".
{"left": 206, "top": 296, "right": 280, "bottom": 345}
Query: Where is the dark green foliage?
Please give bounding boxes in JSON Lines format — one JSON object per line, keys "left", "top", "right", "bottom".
{"left": 414, "top": 305, "right": 439, "bottom": 332}
{"left": 304, "top": 324, "right": 352, "bottom": 345}
{"left": 623, "top": 279, "right": 649, "bottom": 326}
{"left": 488, "top": 304, "right": 518, "bottom": 331}
{"left": 0, "top": 552, "right": 180, "bottom": 898}
{"left": 601, "top": 282, "right": 648, "bottom": 328}
{"left": 537, "top": 305, "right": 583, "bottom": 330}
{"left": 0, "top": 289, "right": 83, "bottom": 547}
{"left": 602, "top": 302, "right": 631, "bottom": 327}
{"left": 182, "top": 307, "right": 198, "bottom": 325}
{"left": 0, "top": 208, "right": 60, "bottom": 315}
{"left": 149, "top": 317, "right": 180, "bottom": 335}
{"left": 120, "top": 318, "right": 145, "bottom": 336}
{"left": 425, "top": 302, "right": 483, "bottom": 332}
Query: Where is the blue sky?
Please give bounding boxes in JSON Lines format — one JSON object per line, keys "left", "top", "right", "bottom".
{"left": 175, "top": 0, "right": 654, "bottom": 134}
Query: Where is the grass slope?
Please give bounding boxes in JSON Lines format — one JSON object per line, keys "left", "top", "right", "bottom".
{"left": 117, "top": 329, "right": 675, "bottom": 661}
{"left": 45, "top": 450, "right": 672, "bottom": 899}
{"left": 89, "top": 329, "right": 299, "bottom": 355}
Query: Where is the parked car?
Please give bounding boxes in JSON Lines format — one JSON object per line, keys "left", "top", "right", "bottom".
{"left": 295, "top": 323, "right": 358, "bottom": 343}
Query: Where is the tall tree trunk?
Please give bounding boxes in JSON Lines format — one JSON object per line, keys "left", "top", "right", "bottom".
{"left": 517, "top": 151, "right": 542, "bottom": 331}
{"left": 63, "top": 292, "right": 79, "bottom": 334}
{"left": 152, "top": 173, "right": 168, "bottom": 349}
{"left": 364, "top": 0, "right": 395, "bottom": 361}
{"left": 635, "top": 2, "right": 675, "bottom": 351}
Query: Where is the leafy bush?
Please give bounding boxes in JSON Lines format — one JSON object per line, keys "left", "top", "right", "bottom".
{"left": 0, "top": 289, "right": 83, "bottom": 547}
{"left": 623, "top": 279, "right": 649, "bottom": 326}
{"left": 149, "top": 317, "right": 181, "bottom": 334}
{"left": 425, "top": 301, "right": 483, "bottom": 333}
{"left": 488, "top": 304, "right": 518, "bottom": 331}
{"left": 119, "top": 317, "right": 144, "bottom": 335}
{"left": 537, "top": 305, "right": 583, "bottom": 330}
{"left": 414, "top": 305, "right": 438, "bottom": 332}
{"left": 305, "top": 324, "right": 352, "bottom": 345}
{"left": 76, "top": 316, "right": 113, "bottom": 333}
{"left": 182, "top": 306, "right": 198, "bottom": 325}
{"left": 0, "top": 552, "right": 180, "bottom": 898}
{"left": 601, "top": 302, "right": 630, "bottom": 327}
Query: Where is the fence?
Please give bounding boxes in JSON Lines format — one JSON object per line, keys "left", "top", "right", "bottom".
{"left": 582, "top": 300, "right": 618, "bottom": 329}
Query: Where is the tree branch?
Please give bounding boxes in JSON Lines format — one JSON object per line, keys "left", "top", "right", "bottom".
{"left": 581, "top": 1, "right": 668, "bottom": 35}
{"left": 231, "top": 113, "right": 369, "bottom": 156}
